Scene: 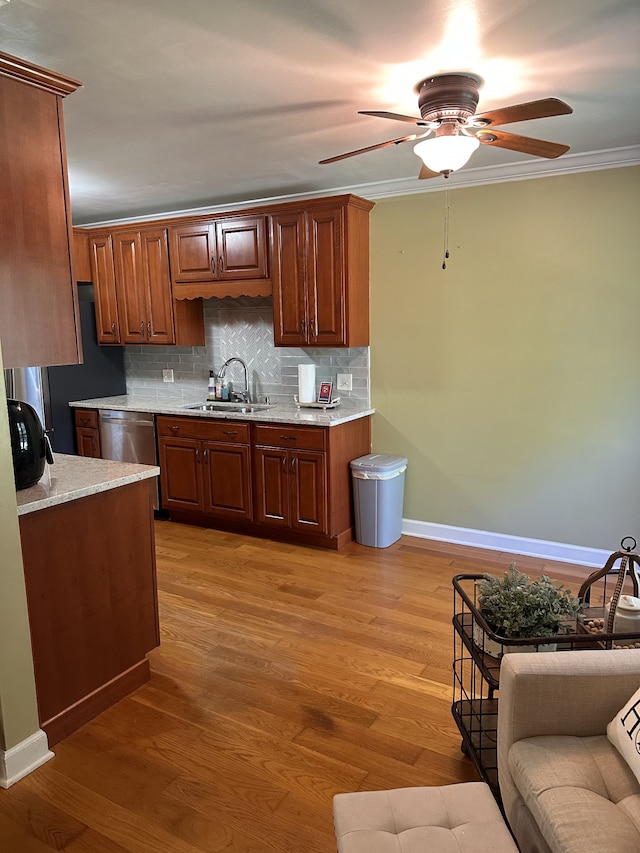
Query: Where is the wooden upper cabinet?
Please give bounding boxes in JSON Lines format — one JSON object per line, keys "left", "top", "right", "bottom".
{"left": 89, "top": 233, "right": 121, "bottom": 344}
{"left": 113, "top": 228, "right": 175, "bottom": 345}
{"left": 88, "top": 226, "right": 203, "bottom": 346}
{"left": 270, "top": 196, "right": 373, "bottom": 348}
{"left": 169, "top": 215, "right": 270, "bottom": 299}
{"left": 169, "top": 222, "right": 217, "bottom": 282}
{"left": 0, "top": 52, "right": 82, "bottom": 368}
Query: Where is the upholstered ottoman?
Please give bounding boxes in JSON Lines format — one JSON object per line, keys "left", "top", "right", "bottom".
{"left": 333, "top": 782, "right": 518, "bottom": 853}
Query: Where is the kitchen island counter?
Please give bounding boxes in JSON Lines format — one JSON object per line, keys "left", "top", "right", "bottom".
{"left": 18, "top": 455, "right": 160, "bottom": 747}
{"left": 16, "top": 453, "right": 159, "bottom": 516}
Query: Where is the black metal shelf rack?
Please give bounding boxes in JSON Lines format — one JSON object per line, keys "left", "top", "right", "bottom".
{"left": 452, "top": 573, "right": 640, "bottom": 799}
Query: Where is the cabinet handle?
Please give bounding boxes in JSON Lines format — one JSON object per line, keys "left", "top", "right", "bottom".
{"left": 169, "top": 425, "right": 180, "bottom": 432}
{"left": 219, "top": 255, "right": 224, "bottom": 273}
{"left": 93, "top": 437, "right": 98, "bottom": 452}
{"left": 140, "top": 321, "right": 145, "bottom": 335}
{"left": 223, "top": 430, "right": 238, "bottom": 436}
{"left": 314, "top": 316, "right": 319, "bottom": 337}
{"left": 281, "top": 456, "right": 287, "bottom": 471}
{"left": 195, "top": 447, "right": 200, "bottom": 463}
{"left": 210, "top": 256, "right": 216, "bottom": 275}
{"left": 291, "top": 456, "right": 296, "bottom": 475}
{"left": 280, "top": 435, "right": 297, "bottom": 442}
{"left": 203, "top": 447, "right": 209, "bottom": 463}
{"left": 111, "top": 321, "right": 116, "bottom": 334}
{"left": 147, "top": 321, "right": 152, "bottom": 335}
{"left": 300, "top": 318, "right": 306, "bottom": 336}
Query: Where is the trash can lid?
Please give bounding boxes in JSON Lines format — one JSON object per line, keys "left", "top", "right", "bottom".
{"left": 350, "top": 454, "right": 408, "bottom": 475}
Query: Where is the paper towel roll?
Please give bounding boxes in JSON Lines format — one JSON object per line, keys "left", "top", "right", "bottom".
{"left": 298, "top": 364, "right": 316, "bottom": 403}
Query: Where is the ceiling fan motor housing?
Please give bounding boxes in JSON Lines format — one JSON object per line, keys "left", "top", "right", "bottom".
{"left": 416, "top": 73, "right": 483, "bottom": 124}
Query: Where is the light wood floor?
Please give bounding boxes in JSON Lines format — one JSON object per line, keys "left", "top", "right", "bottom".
{"left": 1, "top": 522, "right": 593, "bottom": 852}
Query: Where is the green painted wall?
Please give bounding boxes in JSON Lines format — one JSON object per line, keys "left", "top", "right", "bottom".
{"left": 0, "top": 346, "right": 41, "bottom": 753}
{"left": 370, "top": 166, "right": 640, "bottom": 551}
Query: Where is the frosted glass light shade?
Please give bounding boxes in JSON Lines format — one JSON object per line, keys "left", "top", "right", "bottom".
{"left": 414, "top": 135, "right": 480, "bottom": 173}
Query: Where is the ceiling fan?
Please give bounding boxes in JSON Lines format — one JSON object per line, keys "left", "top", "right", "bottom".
{"left": 319, "top": 72, "right": 573, "bottom": 179}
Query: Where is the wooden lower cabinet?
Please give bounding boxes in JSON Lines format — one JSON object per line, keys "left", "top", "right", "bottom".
{"left": 253, "top": 425, "right": 328, "bottom": 534}
{"left": 158, "top": 414, "right": 371, "bottom": 549}
{"left": 74, "top": 408, "right": 101, "bottom": 457}
{"left": 157, "top": 416, "right": 252, "bottom": 521}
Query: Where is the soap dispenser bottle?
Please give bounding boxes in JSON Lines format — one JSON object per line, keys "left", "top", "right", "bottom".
{"left": 207, "top": 370, "right": 216, "bottom": 400}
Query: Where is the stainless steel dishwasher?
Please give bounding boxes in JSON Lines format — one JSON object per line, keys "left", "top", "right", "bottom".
{"left": 99, "top": 409, "right": 159, "bottom": 509}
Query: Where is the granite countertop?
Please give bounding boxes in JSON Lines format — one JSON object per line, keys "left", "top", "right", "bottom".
{"left": 68, "top": 394, "right": 375, "bottom": 426}
{"left": 16, "top": 453, "right": 160, "bottom": 516}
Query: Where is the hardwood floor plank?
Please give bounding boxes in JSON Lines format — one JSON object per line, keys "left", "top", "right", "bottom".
{"left": 1, "top": 522, "right": 596, "bottom": 851}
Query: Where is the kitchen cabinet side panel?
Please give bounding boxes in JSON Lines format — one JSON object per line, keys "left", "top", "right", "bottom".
{"left": 327, "top": 416, "right": 372, "bottom": 536}
{"left": 19, "top": 479, "right": 159, "bottom": 739}
{"left": 0, "top": 78, "right": 80, "bottom": 367}
{"left": 344, "top": 203, "right": 371, "bottom": 346}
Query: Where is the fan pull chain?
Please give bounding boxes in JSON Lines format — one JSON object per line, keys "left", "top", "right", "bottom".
{"left": 442, "top": 185, "right": 450, "bottom": 270}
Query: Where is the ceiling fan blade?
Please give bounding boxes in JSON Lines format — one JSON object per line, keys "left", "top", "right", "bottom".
{"left": 472, "top": 98, "right": 573, "bottom": 127}
{"left": 476, "top": 129, "right": 570, "bottom": 159}
{"left": 358, "top": 110, "right": 430, "bottom": 126}
{"left": 418, "top": 164, "right": 440, "bottom": 180}
{"left": 319, "top": 133, "right": 419, "bottom": 164}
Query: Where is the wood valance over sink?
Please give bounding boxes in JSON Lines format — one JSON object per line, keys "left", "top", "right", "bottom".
{"left": 172, "top": 280, "right": 272, "bottom": 300}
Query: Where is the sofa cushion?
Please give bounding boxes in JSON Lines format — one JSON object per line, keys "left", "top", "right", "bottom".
{"left": 509, "top": 734, "right": 640, "bottom": 853}
{"left": 608, "top": 685, "right": 640, "bottom": 784}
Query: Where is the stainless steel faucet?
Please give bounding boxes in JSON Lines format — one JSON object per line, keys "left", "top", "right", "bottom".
{"left": 216, "top": 357, "right": 250, "bottom": 402}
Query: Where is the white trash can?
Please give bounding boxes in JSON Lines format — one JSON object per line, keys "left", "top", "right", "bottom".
{"left": 350, "top": 454, "right": 408, "bottom": 547}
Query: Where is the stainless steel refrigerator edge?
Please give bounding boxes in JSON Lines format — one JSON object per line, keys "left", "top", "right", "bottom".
{"left": 4, "top": 286, "right": 127, "bottom": 454}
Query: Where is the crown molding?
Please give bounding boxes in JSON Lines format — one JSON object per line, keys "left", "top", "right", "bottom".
{"left": 79, "top": 145, "right": 640, "bottom": 228}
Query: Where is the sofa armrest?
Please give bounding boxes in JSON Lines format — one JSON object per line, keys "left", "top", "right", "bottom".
{"left": 498, "top": 648, "right": 640, "bottom": 840}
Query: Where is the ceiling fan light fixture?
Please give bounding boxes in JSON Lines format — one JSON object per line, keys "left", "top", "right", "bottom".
{"left": 413, "top": 135, "right": 479, "bottom": 174}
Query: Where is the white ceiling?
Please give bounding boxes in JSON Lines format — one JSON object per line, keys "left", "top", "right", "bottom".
{"left": 1, "top": 0, "right": 639, "bottom": 225}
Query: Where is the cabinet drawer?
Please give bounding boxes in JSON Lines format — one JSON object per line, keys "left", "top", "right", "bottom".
{"left": 157, "top": 415, "right": 250, "bottom": 443}
{"left": 74, "top": 408, "right": 99, "bottom": 429}
{"left": 253, "top": 424, "right": 326, "bottom": 451}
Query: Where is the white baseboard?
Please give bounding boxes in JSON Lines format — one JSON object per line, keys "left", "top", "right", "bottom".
{"left": 401, "top": 518, "right": 610, "bottom": 568}
{"left": 0, "top": 729, "right": 54, "bottom": 788}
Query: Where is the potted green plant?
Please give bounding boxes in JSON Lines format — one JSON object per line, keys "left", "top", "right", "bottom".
{"left": 474, "top": 563, "right": 580, "bottom": 657}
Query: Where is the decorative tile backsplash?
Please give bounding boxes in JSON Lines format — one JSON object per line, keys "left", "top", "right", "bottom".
{"left": 124, "top": 298, "right": 370, "bottom": 406}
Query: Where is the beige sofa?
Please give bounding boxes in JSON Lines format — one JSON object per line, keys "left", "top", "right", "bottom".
{"left": 497, "top": 648, "right": 640, "bottom": 853}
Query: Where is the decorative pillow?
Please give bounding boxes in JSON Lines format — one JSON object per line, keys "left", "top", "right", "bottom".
{"left": 607, "top": 685, "right": 640, "bottom": 784}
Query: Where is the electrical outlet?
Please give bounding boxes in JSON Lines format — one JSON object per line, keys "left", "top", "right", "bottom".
{"left": 162, "top": 369, "right": 174, "bottom": 383}
{"left": 336, "top": 373, "right": 352, "bottom": 392}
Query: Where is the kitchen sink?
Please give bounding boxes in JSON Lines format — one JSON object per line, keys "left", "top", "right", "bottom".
{"left": 182, "top": 402, "right": 271, "bottom": 414}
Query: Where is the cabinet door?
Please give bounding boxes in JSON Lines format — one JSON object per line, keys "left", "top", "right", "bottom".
{"left": 140, "top": 228, "right": 175, "bottom": 344}
{"left": 75, "top": 427, "right": 101, "bottom": 458}
{"left": 113, "top": 231, "right": 147, "bottom": 344}
{"left": 307, "top": 205, "right": 345, "bottom": 346}
{"left": 202, "top": 441, "right": 252, "bottom": 520}
{"left": 216, "top": 216, "right": 268, "bottom": 280}
{"left": 158, "top": 436, "right": 204, "bottom": 512}
{"left": 90, "top": 233, "right": 121, "bottom": 344}
{"left": 270, "top": 211, "right": 309, "bottom": 346}
{"left": 169, "top": 222, "right": 217, "bottom": 282}
{"left": 253, "top": 445, "right": 290, "bottom": 527}
{"left": 290, "top": 450, "right": 327, "bottom": 533}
